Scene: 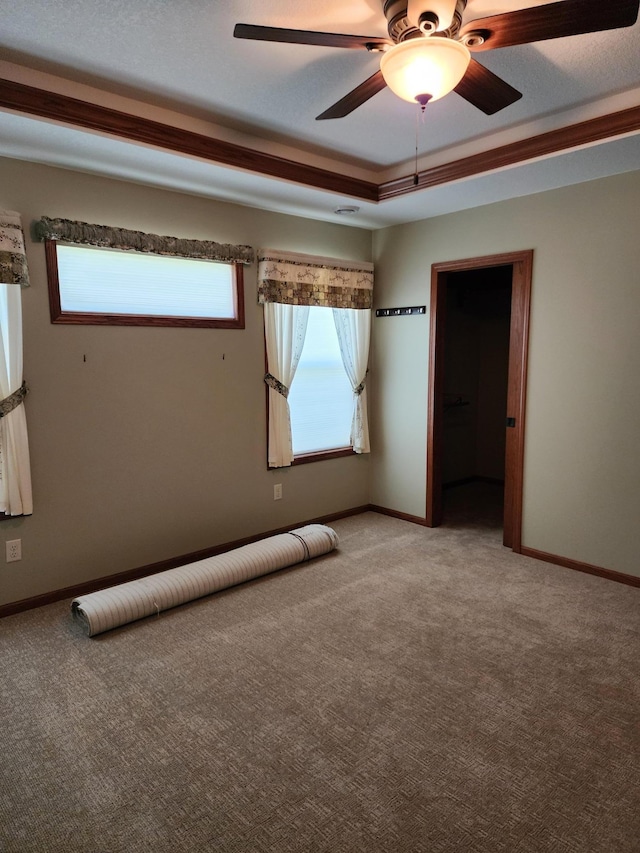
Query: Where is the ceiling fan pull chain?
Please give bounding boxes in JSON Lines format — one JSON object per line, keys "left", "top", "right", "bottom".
{"left": 414, "top": 100, "right": 429, "bottom": 185}
{"left": 414, "top": 105, "right": 420, "bottom": 185}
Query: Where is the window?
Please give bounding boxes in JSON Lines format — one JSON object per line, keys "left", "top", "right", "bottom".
{"left": 259, "top": 248, "right": 372, "bottom": 468}
{"left": 45, "top": 241, "right": 244, "bottom": 328}
{"left": 288, "top": 307, "right": 353, "bottom": 457}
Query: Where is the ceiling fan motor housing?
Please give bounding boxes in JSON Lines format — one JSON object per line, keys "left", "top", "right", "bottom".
{"left": 407, "top": 0, "right": 458, "bottom": 33}
{"left": 384, "top": 0, "right": 467, "bottom": 42}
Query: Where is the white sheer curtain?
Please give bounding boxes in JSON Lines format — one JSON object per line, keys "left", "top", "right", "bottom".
{"left": 333, "top": 308, "right": 371, "bottom": 454}
{"left": 263, "top": 301, "right": 310, "bottom": 468}
{"left": 0, "top": 210, "right": 32, "bottom": 515}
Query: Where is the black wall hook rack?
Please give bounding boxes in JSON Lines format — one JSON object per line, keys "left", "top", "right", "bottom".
{"left": 375, "top": 306, "right": 426, "bottom": 317}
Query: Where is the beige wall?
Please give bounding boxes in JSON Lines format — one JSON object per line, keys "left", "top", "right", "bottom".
{"left": 0, "top": 158, "right": 372, "bottom": 606}
{"left": 3, "top": 157, "right": 639, "bottom": 606}
{"left": 371, "top": 170, "right": 640, "bottom": 578}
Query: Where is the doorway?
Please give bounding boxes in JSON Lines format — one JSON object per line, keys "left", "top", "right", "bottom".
{"left": 426, "top": 251, "right": 533, "bottom": 551}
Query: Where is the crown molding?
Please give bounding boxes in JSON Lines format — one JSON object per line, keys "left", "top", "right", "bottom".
{"left": 1, "top": 77, "right": 639, "bottom": 206}
{"left": 378, "top": 105, "right": 640, "bottom": 199}
{"left": 0, "top": 78, "right": 379, "bottom": 202}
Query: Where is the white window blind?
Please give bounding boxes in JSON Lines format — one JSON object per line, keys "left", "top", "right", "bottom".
{"left": 56, "top": 245, "right": 236, "bottom": 318}
{"left": 289, "top": 306, "right": 352, "bottom": 455}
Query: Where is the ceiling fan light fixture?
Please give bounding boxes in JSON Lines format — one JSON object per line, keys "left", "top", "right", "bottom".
{"left": 380, "top": 37, "right": 471, "bottom": 104}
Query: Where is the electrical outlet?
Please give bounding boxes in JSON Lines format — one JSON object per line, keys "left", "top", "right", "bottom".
{"left": 273, "top": 484, "right": 282, "bottom": 501}
{"left": 6, "top": 539, "right": 21, "bottom": 563}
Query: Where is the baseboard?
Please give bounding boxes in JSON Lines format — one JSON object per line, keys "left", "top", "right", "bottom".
{"left": 521, "top": 546, "right": 640, "bottom": 588}
{"left": 7, "top": 508, "right": 635, "bottom": 619}
{"left": 368, "top": 504, "right": 428, "bottom": 526}
{"left": 0, "top": 504, "right": 371, "bottom": 619}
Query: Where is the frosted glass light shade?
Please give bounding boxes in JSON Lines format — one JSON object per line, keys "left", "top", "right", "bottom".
{"left": 380, "top": 37, "right": 471, "bottom": 104}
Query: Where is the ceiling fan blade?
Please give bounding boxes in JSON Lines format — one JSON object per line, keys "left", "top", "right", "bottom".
{"left": 233, "top": 23, "right": 390, "bottom": 51}
{"left": 454, "top": 59, "right": 522, "bottom": 115}
{"left": 459, "top": 0, "right": 640, "bottom": 51}
{"left": 316, "top": 71, "right": 388, "bottom": 120}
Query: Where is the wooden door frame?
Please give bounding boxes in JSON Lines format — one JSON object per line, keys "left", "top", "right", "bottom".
{"left": 425, "top": 250, "right": 533, "bottom": 552}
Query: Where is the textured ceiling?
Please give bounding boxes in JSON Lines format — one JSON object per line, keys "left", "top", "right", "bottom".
{"left": 0, "top": 0, "right": 639, "bottom": 227}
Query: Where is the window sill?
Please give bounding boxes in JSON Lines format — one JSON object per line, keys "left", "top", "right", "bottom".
{"left": 291, "top": 447, "right": 355, "bottom": 466}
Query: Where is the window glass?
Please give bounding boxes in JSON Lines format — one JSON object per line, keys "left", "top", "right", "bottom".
{"left": 289, "top": 307, "right": 352, "bottom": 455}
{"left": 56, "top": 244, "right": 236, "bottom": 318}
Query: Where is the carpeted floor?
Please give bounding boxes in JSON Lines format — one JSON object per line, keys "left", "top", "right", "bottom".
{"left": 2, "top": 496, "right": 639, "bottom": 852}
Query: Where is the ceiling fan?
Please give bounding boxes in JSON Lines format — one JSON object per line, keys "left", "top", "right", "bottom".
{"left": 234, "top": 0, "right": 639, "bottom": 119}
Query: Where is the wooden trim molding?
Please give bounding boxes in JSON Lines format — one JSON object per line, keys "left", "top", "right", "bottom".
{"left": 0, "top": 505, "right": 372, "bottom": 619}
{"left": 521, "top": 547, "right": 640, "bottom": 589}
{"left": 378, "top": 105, "right": 640, "bottom": 200}
{"left": 425, "top": 250, "right": 532, "bottom": 548}
{"left": 4, "top": 507, "right": 637, "bottom": 619}
{"left": 1, "top": 77, "right": 639, "bottom": 203}
{"left": 426, "top": 264, "right": 446, "bottom": 527}
{"left": 44, "top": 238, "right": 62, "bottom": 321}
{"left": 0, "top": 78, "right": 379, "bottom": 202}
{"left": 291, "top": 448, "right": 356, "bottom": 466}
{"left": 368, "top": 507, "right": 640, "bottom": 598}
{"left": 503, "top": 251, "right": 532, "bottom": 552}
{"left": 426, "top": 251, "right": 532, "bottom": 274}
{"left": 0, "top": 504, "right": 428, "bottom": 619}
{"left": 368, "top": 504, "right": 428, "bottom": 526}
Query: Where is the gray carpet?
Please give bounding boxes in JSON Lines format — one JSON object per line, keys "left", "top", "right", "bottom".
{"left": 2, "top": 495, "right": 639, "bottom": 852}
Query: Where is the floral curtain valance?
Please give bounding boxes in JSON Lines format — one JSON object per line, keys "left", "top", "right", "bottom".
{"left": 258, "top": 248, "right": 373, "bottom": 309}
{"left": 0, "top": 210, "right": 30, "bottom": 287}
{"left": 35, "top": 217, "right": 254, "bottom": 265}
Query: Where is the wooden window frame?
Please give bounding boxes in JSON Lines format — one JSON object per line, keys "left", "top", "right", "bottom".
{"left": 44, "top": 239, "right": 245, "bottom": 329}
{"left": 290, "top": 447, "right": 356, "bottom": 466}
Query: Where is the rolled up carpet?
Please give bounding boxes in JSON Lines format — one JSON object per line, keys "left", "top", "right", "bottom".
{"left": 72, "top": 524, "right": 338, "bottom": 636}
